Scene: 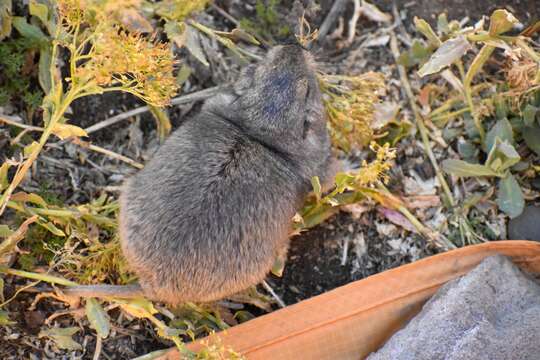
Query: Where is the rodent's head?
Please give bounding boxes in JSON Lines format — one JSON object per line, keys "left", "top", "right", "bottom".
{"left": 216, "top": 45, "right": 328, "bottom": 153}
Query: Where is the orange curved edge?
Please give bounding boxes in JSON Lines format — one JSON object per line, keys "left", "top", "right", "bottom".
{"left": 156, "top": 240, "right": 540, "bottom": 360}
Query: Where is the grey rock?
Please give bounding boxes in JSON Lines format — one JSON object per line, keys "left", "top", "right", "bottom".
{"left": 508, "top": 205, "right": 540, "bottom": 241}
{"left": 367, "top": 255, "right": 540, "bottom": 360}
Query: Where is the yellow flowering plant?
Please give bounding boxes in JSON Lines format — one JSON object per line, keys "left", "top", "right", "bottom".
{"left": 0, "top": 0, "right": 177, "bottom": 216}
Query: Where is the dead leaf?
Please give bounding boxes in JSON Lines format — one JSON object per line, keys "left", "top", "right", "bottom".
{"left": 24, "top": 310, "right": 46, "bottom": 332}
{"left": 403, "top": 195, "right": 441, "bottom": 209}
{"left": 359, "top": 0, "right": 391, "bottom": 23}
{"left": 418, "top": 35, "right": 472, "bottom": 77}
{"left": 363, "top": 34, "right": 390, "bottom": 48}
{"left": 52, "top": 123, "right": 88, "bottom": 140}
{"left": 372, "top": 102, "right": 399, "bottom": 129}
{"left": 341, "top": 203, "right": 370, "bottom": 219}
{"left": 403, "top": 174, "right": 438, "bottom": 195}
{"left": 375, "top": 221, "right": 399, "bottom": 237}
{"left": 39, "top": 327, "right": 82, "bottom": 351}
{"left": 118, "top": 8, "right": 153, "bottom": 33}
{"left": 378, "top": 207, "right": 418, "bottom": 233}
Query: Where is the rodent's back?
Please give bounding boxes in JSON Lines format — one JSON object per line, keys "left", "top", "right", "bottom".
{"left": 119, "top": 112, "right": 305, "bottom": 304}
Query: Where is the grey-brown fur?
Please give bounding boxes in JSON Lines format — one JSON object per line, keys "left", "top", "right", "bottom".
{"left": 65, "top": 45, "right": 334, "bottom": 304}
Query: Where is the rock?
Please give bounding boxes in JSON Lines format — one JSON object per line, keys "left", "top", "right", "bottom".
{"left": 367, "top": 255, "right": 540, "bottom": 360}
{"left": 508, "top": 205, "right": 540, "bottom": 241}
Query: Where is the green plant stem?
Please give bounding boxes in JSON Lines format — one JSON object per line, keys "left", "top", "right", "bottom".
{"left": 7, "top": 201, "right": 78, "bottom": 217}
{"left": 390, "top": 33, "right": 455, "bottom": 208}
{"left": 430, "top": 107, "right": 470, "bottom": 125}
{"left": 188, "top": 21, "right": 261, "bottom": 61}
{"left": 148, "top": 105, "right": 172, "bottom": 142}
{"left": 0, "top": 267, "right": 78, "bottom": 286}
{"left": 466, "top": 33, "right": 491, "bottom": 42}
{"left": 515, "top": 37, "right": 540, "bottom": 62}
{"left": 145, "top": 312, "right": 191, "bottom": 355}
{"left": 463, "top": 44, "right": 495, "bottom": 142}
{"left": 376, "top": 183, "right": 456, "bottom": 249}
{"left": 0, "top": 89, "right": 77, "bottom": 216}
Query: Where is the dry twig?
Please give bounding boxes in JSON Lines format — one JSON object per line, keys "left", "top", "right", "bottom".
{"left": 84, "top": 86, "right": 221, "bottom": 134}
{"left": 318, "top": 0, "right": 348, "bottom": 40}
{"left": 261, "top": 280, "right": 286, "bottom": 308}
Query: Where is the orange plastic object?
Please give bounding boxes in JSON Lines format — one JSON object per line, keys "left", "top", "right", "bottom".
{"left": 156, "top": 240, "right": 540, "bottom": 360}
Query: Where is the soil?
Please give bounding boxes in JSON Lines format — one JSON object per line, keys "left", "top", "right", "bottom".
{"left": 1, "top": 0, "right": 538, "bottom": 358}
{"left": 377, "top": 0, "right": 539, "bottom": 24}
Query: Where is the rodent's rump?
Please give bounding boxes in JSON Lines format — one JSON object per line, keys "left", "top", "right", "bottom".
{"left": 65, "top": 45, "right": 335, "bottom": 304}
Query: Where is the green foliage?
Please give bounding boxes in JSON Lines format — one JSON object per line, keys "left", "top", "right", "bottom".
{"left": 239, "top": 0, "right": 290, "bottom": 43}
{"left": 0, "top": 37, "right": 43, "bottom": 112}
{"left": 410, "top": 9, "right": 539, "bottom": 219}
{"left": 299, "top": 143, "right": 396, "bottom": 230}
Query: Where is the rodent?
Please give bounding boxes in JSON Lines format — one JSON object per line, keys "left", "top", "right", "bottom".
{"left": 64, "top": 44, "right": 335, "bottom": 304}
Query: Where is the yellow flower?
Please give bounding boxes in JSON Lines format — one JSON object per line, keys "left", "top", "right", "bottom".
{"left": 321, "top": 72, "right": 385, "bottom": 152}
{"left": 58, "top": 0, "right": 177, "bottom": 106}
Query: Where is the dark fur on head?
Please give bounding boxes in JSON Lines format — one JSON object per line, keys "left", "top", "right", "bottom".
{"left": 118, "top": 45, "right": 334, "bottom": 304}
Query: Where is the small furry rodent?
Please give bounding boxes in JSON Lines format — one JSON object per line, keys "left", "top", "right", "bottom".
{"left": 64, "top": 45, "right": 335, "bottom": 304}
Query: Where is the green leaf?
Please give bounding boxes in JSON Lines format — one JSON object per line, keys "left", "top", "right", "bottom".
{"left": 0, "top": 162, "right": 10, "bottom": 191}
{"left": 11, "top": 191, "right": 48, "bottom": 207}
{"left": 379, "top": 120, "right": 412, "bottom": 146}
{"left": 39, "top": 327, "right": 82, "bottom": 351}
{"left": 29, "top": 0, "right": 48, "bottom": 26}
{"left": 0, "top": 225, "right": 13, "bottom": 237}
{"left": 23, "top": 141, "right": 40, "bottom": 158}
{"left": 38, "top": 221, "right": 65, "bottom": 237}
{"left": 38, "top": 44, "right": 52, "bottom": 93}
{"left": 489, "top": 9, "right": 519, "bottom": 36}
{"left": 497, "top": 174, "right": 524, "bottom": 218}
{"left": 418, "top": 35, "right": 471, "bottom": 77}
{"left": 311, "top": 176, "right": 322, "bottom": 202}
{"left": 85, "top": 298, "right": 111, "bottom": 339}
{"left": 457, "top": 140, "right": 477, "bottom": 160}
{"left": 414, "top": 17, "right": 441, "bottom": 47}
{"left": 184, "top": 24, "right": 209, "bottom": 66}
{"left": 118, "top": 298, "right": 158, "bottom": 319}
{"left": 0, "top": 277, "right": 4, "bottom": 302}
{"left": 523, "top": 104, "right": 537, "bottom": 127}
{"left": 485, "top": 139, "right": 520, "bottom": 173}
{"left": 0, "top": 310, "right": 15, "bottom": 326}
{"left": 494, "top": 96, "right": 509, "bottom": 120}
{"left": 410, "top": 39, "right": 431, "bottom": 61}
{"left": 12, "top": 16, "right": 47, "bottom": 43}
{"left": 437, "top": 13, "right": 449, "bottom": 35}
{"left": 522, "top": 125, "right": 540, "bottom": 156}
{"left": 176, "top": 64, "right": 191, "bottom": 87}
{"left": 270, "top": 256, "right": 285, "bottom": 277}
{"left": 230, "top": 28, "right": 260, "bottom": 45}
{"left": 442, "top": 159, "right": 498, "bottom": 177}
{"left": 164, "top": 19, "right": 185, "bottom": 47}
{"left": 0, "top": 0, "right": 12, "bottom": 41}
{"left": 484, "top": 118, "right": 513, "bottom": 153}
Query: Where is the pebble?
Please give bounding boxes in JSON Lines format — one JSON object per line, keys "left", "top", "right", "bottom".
{"left": 507, "top": 205, "right": 540, "bottom": 241}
